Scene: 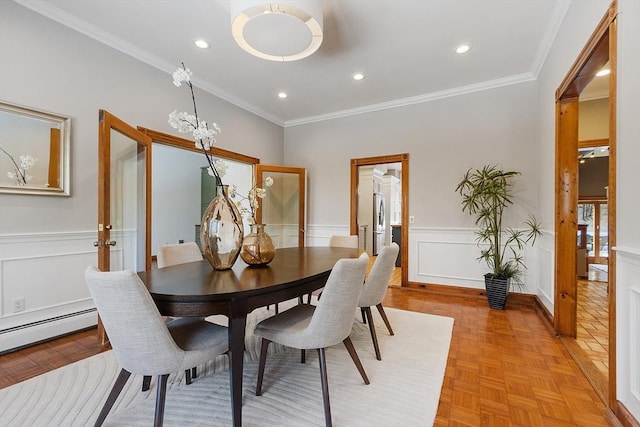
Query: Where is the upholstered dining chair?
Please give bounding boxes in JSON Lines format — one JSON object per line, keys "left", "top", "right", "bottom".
{"left": 156, "top": 241, "right": 202, "bottom": 269}
{"left": 85, "top": 266, "right": 228, "bottom": 427}
{"left": 254, "top": 253, "right": 370, "bottom": 427}
{"left": 301, "top": 234, "right": 360, "bottom": 305}
{"left": 358, "top": 242, "right": 399, "bottom": 360}
{"left": 147, "top": 241, "right": 205, "bottom": 390}
{"left": 328, "top": 234, "right": 359, "bottom": 249}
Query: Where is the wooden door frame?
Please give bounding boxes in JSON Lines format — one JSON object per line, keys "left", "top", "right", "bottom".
{"left": 350, "top": 153, "right": 409, "bottom": 287}
{"left": 554, "top": 0, "right": 617, "bottom": 409}
{"left": 97, "top": 110, "right": 152, "bottom": 344}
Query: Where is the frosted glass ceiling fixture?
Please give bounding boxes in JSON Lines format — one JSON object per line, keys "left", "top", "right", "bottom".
{"left": 455, "top": 44, "right": 471, "bottom": 54}
{"left": 231, "top": 1, "right": 323, "bottom": 62}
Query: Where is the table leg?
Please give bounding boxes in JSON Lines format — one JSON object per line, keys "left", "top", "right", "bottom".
{"left": 229, "top": 315, "right": 247, "bottom": 427}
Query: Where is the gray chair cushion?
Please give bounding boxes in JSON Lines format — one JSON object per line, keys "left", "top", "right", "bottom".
{"left": 359, "top": 243, "right": 399, "bottom": 307}
{"left": 254, "top": 253, "right": 369, "bottom": 349}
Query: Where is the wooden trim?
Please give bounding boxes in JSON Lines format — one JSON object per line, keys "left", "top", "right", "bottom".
{"left": 554, "top": 97, "right": 579, "bottom": 337}
{"left": 48, "top": 128, "right": 61, "bottom": 188}
{"left": 555, "top": 0, "right": 618, "bottom": 412}
{"left": 404, "top": 281, "right": 537, "bottom": 306}
{"left": 137, "top": 127, "right": 260, "bottom": 165}
{"left": 614, "top": 401, "right": 640, "bottom": 427}
{"left": 556, "top": 1, "right": 617, "bottom": 100}
{"left": 350, "top": 153, "right": 409, "bottom": 287}
{"left": 578, "top": 138, "right": 609, "bottom": 148}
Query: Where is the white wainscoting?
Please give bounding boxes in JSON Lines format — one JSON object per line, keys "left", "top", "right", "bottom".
{"left": 0, "top": 231, "right": 98, "bottom": 353}
{"left": 614, "top": 246, "right": 640, "bottom": 421}
{"left": 408, "top": 227, "right": 543, "bottom": 293}
{"left": 264, "top": 224, "right": 301, "bottom": 248}
{"left": 305, "top": 225, "right": 351, "bottom": 247}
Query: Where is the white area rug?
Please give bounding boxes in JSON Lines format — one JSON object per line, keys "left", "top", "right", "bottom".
{"left": 0, "top": 302, "right": 453, "bottom": 426}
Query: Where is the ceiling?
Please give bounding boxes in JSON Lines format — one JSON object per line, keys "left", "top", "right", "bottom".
{"left": 17, "top": 0, "right": 575, "bottom": 126}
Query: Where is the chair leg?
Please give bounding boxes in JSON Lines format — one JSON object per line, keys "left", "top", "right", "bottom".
{"left": 317, "top": 348, "right": 332, "bottom": 427}
{"left": 364, "top": 307, "right": 382, "bottom": 360}
{"left": 256, "top": 338, "right": 270, "bottom": 396}
{"left": 192, "top": 366, "right": 197, "bottom": 379}
{"left": 301, "top": 349, "right": 306, "bottom": 364}
{"left": 361, "top": 307, "right": 367, "bottom": 324}
{"left": 154, "top": 374, "right": 169, "bottom": 427}
{"left": 342, "top": 337, "right": 370, "bottom": 385}
{"left": 185, "top": 369, "right": 192, "bottom": 385}
{"left": 142, "top": 375, "right": 152, "bottom": 392}
{"left": 94, "top": 368, "right": 131, "bottom": 427}
{"left": 376, "top": 303, "right": 394, "bottom": 335}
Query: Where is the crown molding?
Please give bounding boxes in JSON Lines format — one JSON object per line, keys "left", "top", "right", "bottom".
{"left": 530, "top": 0, "right": 572, "bottom": 78}
{"left": 13, "top": 0, "right": 284, "bottom": 127}
{"left": 284, "top": 72, "right": 536, "bottom": 127}
{"left": 15, "top": 0, "right": 561, "bottom": 129}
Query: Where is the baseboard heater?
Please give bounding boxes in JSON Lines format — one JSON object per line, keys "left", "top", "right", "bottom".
{"left": 0, "top": 308, "right": 97, "bottom": 354}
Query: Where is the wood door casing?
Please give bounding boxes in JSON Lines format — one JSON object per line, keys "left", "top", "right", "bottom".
{"left": 350, "top": 153, "right": 409, "bottom": 287}
{"left": 97, "top": 110, "right": 152, "bottom": 344}
{"left": 554, "top": 0, "right": 617, "bottom": 409}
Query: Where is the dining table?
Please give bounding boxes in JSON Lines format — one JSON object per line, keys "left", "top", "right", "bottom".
{"left": 138, "top": 245, "right": 362, "bottom": 427}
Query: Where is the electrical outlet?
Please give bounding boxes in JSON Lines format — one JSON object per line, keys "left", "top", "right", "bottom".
{"left": 179, "top": 239, "right": 185, "bottom": 244}
{"left": 13, "top": 297, "right": 25, "bottom": 313}
{"left": 409, "top": 216, "right": 415, "bottom": 224}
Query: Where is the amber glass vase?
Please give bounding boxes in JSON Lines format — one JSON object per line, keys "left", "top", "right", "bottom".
{"left": 240, "top": 223, "right": 276, "bottom": 267}
{"left": 200, "top": 185, "right": 244, "bottom": 270}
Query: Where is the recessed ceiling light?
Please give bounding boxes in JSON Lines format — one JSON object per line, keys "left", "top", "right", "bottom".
{"left": 278, "top": 92, "right": 287, "bottom": 99}
{"left": 194, "top": 39, "right": 210, "bottom": 49}
{"left": 353, "top": 73, "right": 364, "bottom": 81}
{"left": 596, "top": 68, "right": 610, "bottom": 77}
{"left": 455, "top": 44, "right": 471, "bottom": 54}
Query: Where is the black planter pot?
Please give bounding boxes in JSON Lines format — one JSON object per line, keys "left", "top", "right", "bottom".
{"left": 484, "top": 274, "right": 511, "bottom": 310}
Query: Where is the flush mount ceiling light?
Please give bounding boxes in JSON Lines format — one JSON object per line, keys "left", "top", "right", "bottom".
{"left": 352, "top": 73, "right": 364, "bottom": 81}
{"left": 231, "top": 0, "right": 323, "bottom": 62}
{"left": 194, "top": 39, "right": 210, "bottom": 49}
{"left": 455, "top": 44, "right": 471, "bottom": 54}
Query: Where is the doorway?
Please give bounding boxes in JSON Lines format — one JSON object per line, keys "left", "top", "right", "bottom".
{"left": 350, "top": 154, "right": 409, "bottom": 287}
{"left": 554, "top": 1, "right": 617, "bottom": 407}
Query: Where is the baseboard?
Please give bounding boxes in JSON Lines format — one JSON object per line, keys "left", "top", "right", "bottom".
{"left": 404, "top": 281, "right": 536, "bottom": 306}
{"left": 614, "top": 401, "right": 640, "bottom": 427}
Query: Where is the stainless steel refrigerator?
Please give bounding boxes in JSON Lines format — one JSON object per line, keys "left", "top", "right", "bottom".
{"left": 372, "top": 192, "right": 385, "bottom": 256}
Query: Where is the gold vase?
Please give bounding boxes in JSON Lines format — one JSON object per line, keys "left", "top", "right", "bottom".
{"left": 240, "top": 223, "right": 276, "bottom": 267}
{"left": 200, "top": 185, "right": 244, "bottom": 270}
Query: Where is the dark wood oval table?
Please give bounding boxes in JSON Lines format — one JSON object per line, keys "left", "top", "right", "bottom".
{"left": 138, "top": 246, "right": 362, "bottom": 427}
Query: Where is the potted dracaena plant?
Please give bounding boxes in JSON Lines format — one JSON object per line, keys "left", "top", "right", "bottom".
{"left": 456, "top": 164, "right": 542, "bottom": 309}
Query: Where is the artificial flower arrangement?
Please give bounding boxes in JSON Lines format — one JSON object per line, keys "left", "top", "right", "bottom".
{"left": 168, "top": 63, "right": 226, "bottom": 185}
{"left": 0, "top": 145, "right": 36, "bottom": 185}
{"left": 229, "top": 176, "right": 274, "bottom": 225}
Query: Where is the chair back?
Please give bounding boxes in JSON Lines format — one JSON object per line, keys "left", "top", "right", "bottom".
{"left": 157, "top": 242, "right": 202, "bottom": 268}
{"left": 328, "top": 235, "right": 359, "bottom": 249}
{"left": 359, "top": 243, "right": 399, "bottom": 307}
{"left": 85, "top": 266, "right": 186, "bottom": 375}
{"left": 306, "top": 253, "right": 369, "bottom": 347}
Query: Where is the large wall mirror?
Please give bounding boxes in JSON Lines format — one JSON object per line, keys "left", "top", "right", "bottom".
{"left": 137, "top": 127, "right": 259, "bottom": 257}
{"left": 0, "top": 101, "right": 70, "bottom": 196}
